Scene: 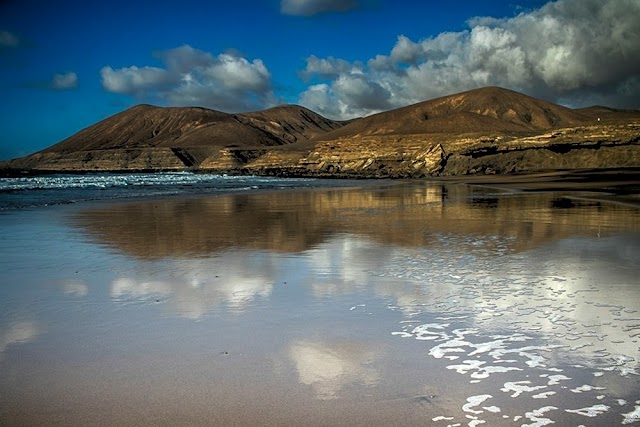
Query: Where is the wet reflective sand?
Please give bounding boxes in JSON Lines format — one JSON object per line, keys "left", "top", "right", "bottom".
{"left": 1, "top": 182, "right": 640, "bottom": 425}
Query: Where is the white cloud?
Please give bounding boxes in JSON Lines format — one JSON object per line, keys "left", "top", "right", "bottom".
{"left": 333, "top": 74, "right": 392, "bottom": 111}
{"left": 50, "top": 72, "right": 78, "bottom": 90}
{"left": 281, "top": 0, "right": 358, "bottom": 16}
{"left": 100, "top": 45, "right": 275, "bottom": 112}
{"left": 300, "top": 55, "right": 355, "bottom": 80}
{"left": 203, "top": 54, "right": 270, "bottom": 92}
{"left": 389, "top": 35, "right": 422, "bottom": 64}
{"left": 298, "top": 83, "right": 339, "bottom": 117}
{"left": 0, "top": 30, "right": 19, "bottom": 48}
{"left": 299, "top": 0, "right": 640, "bottom": 119}
{"left": 101, "top": 66, "right": 170, "bottom": 95}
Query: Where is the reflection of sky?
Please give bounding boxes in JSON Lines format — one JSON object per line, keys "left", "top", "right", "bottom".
{"left": 63, "top": 280, "right": 89, "bottom": 297}
{"left": 306, "top": 235, "right": 394, "bottom": 298}
{"left": 110, "top": 252, "right": 277, "bottom": 318}
{"left": 377, "top": 235, "right": 640, "bottom": 372}
{"left": 0, "top": 320, "right": 40, "bottom": 360}
{"left": 289, "top": 340, "right": 379, "bottom": 400}
{"left": 276, "top": 231, "right": 640, "bottom": 374}
{"left": 375, "top": 233, "right": 640, "bottom": 425}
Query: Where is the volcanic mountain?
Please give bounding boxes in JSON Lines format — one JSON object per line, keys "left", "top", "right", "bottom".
{"left": 2, "top": 103, "right": 346, "bottom": 171}
{"left": 41, "top": 103, "right": 345, "bottom": 153}
{"left": 320, "top": 86, "right": 591, "bottom": 139}
{"left": 2, "top": 86, "right": 638, "bottom": 176}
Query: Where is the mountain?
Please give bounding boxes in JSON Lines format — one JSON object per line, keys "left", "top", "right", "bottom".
{"left": 319, "top": 86, "right": 591, "bottom": 140}
{"left": 239, "top": 104, "right": 347, "bottom": 143}
{"left": 2, "top": 103, "right": 346, "bottom": 171}
{"left": 42, "top": 104, "right": 345, "bottom": 153}
{"left": 2, "top": 86, "right": 639, "bottom": 176}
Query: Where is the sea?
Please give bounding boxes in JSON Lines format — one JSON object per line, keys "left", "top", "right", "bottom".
{"left": 0, "top": 171, "right": 360, "bottom": 210}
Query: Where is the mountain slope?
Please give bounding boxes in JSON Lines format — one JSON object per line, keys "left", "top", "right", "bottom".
{"left": 319, "top": 86, "right": 592, "bottom": 140}
{"left": 2, "top": 103, "right": 346, "bottom": 171}
{"left": 42, "top": 104, "right": 345, "bottom": 154}
{"left": 239, "top": 104, "right": 348, "bottom": 143}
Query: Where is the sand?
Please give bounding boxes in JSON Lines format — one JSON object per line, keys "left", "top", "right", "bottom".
{"left": 1, "top": 180, "right": 640, "bottom": 426}
{"left": 437, "top": 168, "right": 640, "bottom": 206}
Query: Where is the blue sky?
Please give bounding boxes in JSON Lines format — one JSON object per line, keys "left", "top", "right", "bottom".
{"left": 0, "top": 0, "right": 638, "bottom": 160}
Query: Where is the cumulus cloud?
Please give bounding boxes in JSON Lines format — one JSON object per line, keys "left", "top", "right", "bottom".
{"left": 101, "top": 66, "right": 170, "bottom": 95}
{"left": 50, "top": 72, "right": 78, "bottom": 90}
{"left": 299, "top": 0, "right": 640, "bottom": 119}
{"left": 300, "top": 55, "right": 355, "bottom": 81}
{"left": 100, "top": 45, "right": 275, "bottom": 111}
{"left": 281, "top": 0, "right": 358, "bottom": 16}
{"left": 0, "top": 30, "right": 19, "bottom": 48}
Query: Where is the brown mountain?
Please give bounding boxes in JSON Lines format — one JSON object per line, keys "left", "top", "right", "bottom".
{"left": 2, "top": 86, "right": 638, "bottom": 176}
{"left": 2, "top": 103, "right": 346, "bottom": 171}
{"left": 319, "top": 86, "right": 591, "bottom": 140}
{"left": 239, "top": 104, "right": 346, "bottom": 143}
{"left": 43, "top": 103, "right": 345, "bottom": 153}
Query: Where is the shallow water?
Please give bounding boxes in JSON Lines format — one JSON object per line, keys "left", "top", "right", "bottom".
{"left": 1, "top": 182, "right": 639, "bottom": 425}
{"left": 0, "top": 172, "right": 358, "bottom": 210}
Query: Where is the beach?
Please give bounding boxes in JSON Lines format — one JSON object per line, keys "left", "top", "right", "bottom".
{"left": 1, "top": 177, "right": 640, "bottom": 425}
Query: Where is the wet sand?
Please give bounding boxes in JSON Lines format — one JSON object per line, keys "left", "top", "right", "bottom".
{"left": 438, "top": 168, "right": 640, "bottom": 206}
{"left": 1, "top": 181, "right": 640, "bottom": 425}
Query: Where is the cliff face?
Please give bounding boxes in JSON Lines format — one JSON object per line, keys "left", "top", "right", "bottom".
{"left": 284, "top": 123, "right": 639, "bottom": 178}
{"left": 2, "top": 87, "right": 639, "bottom": 176}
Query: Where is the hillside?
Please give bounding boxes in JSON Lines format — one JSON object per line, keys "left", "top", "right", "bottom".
{"left": 2, "top": 86, "right": 639, "bottom": 176}
{"left": 2, "top": 104, "right": 346, "bottom": 171}
{"left": 319, "top": 86, "right": 591, "bottom": 139}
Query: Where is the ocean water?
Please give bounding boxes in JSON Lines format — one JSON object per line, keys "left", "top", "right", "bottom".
{"left": 0, "top": 172, "right": 359, "bottom": 210}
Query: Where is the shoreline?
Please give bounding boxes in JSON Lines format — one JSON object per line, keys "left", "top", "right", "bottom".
{"left": 3, "top": 167, "right": 640, "bottom": 209}
{"left": 432, "top": 167, "right": 640, "bottom": 206}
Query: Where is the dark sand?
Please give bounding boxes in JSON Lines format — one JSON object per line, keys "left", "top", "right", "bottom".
{"left": 438, "top": 168, "right": 640, "bottom": 206}
{"left": 1, "top": 180, "right": 640, "bottom": 426}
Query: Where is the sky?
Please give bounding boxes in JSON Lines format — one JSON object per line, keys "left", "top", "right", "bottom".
{"left": 0, "top": 0, "right": 638, "bottom": 160}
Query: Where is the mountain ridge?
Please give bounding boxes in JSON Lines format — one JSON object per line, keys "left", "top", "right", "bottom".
{"left": 2, "top": 86, "right": 639, "bottom": 177}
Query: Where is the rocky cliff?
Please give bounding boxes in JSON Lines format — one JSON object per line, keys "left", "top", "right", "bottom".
{"left": 2, "top": 87, "right": 639, "bottom": 177}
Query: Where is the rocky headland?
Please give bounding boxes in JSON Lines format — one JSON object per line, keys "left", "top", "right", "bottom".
{"left": 2, "top": 87, "right": 639, "bottom": 178}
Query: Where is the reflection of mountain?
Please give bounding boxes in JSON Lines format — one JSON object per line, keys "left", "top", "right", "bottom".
{"left": 110, "top": 254, "right": 276, "bottom": 318}
{"left": 70, "top": 183, "right": 640, "bottom": 259}
{"left": 289, "top": 340, "right": 379, "bottom": 400}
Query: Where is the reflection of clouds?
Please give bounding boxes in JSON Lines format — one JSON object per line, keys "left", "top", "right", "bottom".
{"left": 306, "top": 236, "right": 394, "bottom": 298}
{"left": 380, "top": 235, "right": 640, "bottom": 373}
{"left": 110, "top": 252, "right": 276, "bottom": 318}
{"left": 63, "top": 280, "right": 89, "bottom": 297}
{"left": 112, "top": 278, "right": 173, "bottom": 299}
{"left": 289, "top": 340, "right": 379, "bottom": 400}
{"left": 302, "top": 232, "right": 640, "bottom": 372}
{"left": 382, "top": 235, "right": 640, "bottom": 425}
{"left": 0, "top": 320, "right": 40, "bottom": 359}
